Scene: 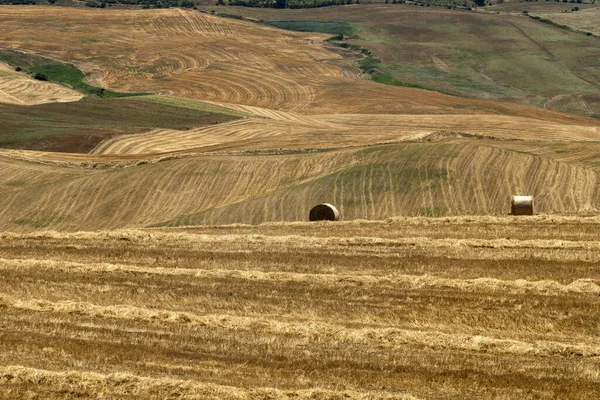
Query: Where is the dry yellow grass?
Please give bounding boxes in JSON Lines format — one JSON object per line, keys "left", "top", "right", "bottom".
{"left": 1, "top": 6, "right": 596, "bottom": 122}
{"left": 0, "top": 7, "right": 600, "bottom": 231}
{"left": 0, "top": 6, "right": 596, "bottom": 172}
{"left": 0, "top": 6, "right": 597, "bottom": 169}
{"left": 1, "top": 219, "right": 599, "bottom": 398}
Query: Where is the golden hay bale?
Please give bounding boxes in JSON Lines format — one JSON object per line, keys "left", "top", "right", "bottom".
{"left": 511, "top": 195, "right": 534, "bottom": 216}
{"left": 309, "top": 203, "right": 340, "bottom": 222}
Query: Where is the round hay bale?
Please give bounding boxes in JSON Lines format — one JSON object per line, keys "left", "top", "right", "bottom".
{"left": 511, "top": 195, "right": 534, "bottom": 216}
{"left": 309, "top": 203, "right": 340, "bottom": 221}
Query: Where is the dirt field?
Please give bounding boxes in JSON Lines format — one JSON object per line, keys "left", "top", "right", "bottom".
{"left": 1, "top": 217, "right": 599, "bottom": 398}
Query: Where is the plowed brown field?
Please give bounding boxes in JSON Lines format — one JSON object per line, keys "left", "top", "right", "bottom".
{"left": 1, "top": 218, "right": 600, "bottom": 398}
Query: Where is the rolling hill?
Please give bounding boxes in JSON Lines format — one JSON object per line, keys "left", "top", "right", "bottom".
{"left": 207, "top": 4, "right": 600, "bottom": 118}
{"left": 0, "top": 6, "right": 598, "bottom": 231}
{"left": 1, "top": 6, "right": 600, "bottom": 399}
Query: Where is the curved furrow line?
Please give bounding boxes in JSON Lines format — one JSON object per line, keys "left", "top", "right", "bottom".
{"left": 480, "top": 148, "right": 509, "bottom": 213}
{"left": 452, "top": 144, "right": 489, "bottom": 214}
{"left": 133, "top": 167, "right": 195, "bottom": 226}
{"left": 196, "top": 41, "right": 244, "bottom": 62}
{"left": 543, "top": 162, "right": 569, "bottom": 211}
{"left": 147, "top": 167, "right": 196, "bottom": 222}
{"left": 79, "top": 173, "right": 118, "bottom": 224}
{"left": 0, "top": 65, "right": 82, "bottom": 105}
{"left": 103, "top": 119, "right": 296, "bottom": 155}
{"left": 90, "top": 129, "right": 158, "bottom": 155}
{"left": 433, "top": 143, "right": 455, "bottom": 215}
{"left": 194, "top": 72, "right": 306, "bottom": 111}
{"left": 138, "top": 10, "right": 240, "bottom": 38}
{"left": 167, "top": 160, "right": 234, "bottom": 220}
{"left": 0, "top": 88, "right": 26, "bottom": 105}
{"left": 222, "top": 63, "right": 316, "bottom": 111}
{"left": 212, "top": 67, "right": 299, "bottom": 109}
{"left": 180, "top": 74, "right": 258, "bottom": 106}
{"left": 109, "top": 165, "right": 177, "bottom": 226}
{"left": 92, "top": 119, "right": 248, "bottom": 155}
{"left": 50, "top": 177, "right": 94, "bottom": 230}
{"left": 202, "top": 102, "right": 346, "bottom": 131}
{"left": 547, "top": 94, "right": 599, "bottom": 116}
{"left": 272, "top": 61, "right": 351, "bottom": 80}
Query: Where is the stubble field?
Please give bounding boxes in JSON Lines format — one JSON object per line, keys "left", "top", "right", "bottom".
{"left": 1, "top": 218, "right": 600, "bottom": 398}
{"left": 0, "top": 6, "right": 598, "bottom": 230}
{"left": 1, "top": 5, "right": 600, "bottom": 398}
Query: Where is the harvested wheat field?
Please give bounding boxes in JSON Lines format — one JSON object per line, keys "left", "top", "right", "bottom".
{"left": 4, "top": 139, "right": 600, "bottom": 230}
{"left": 0, "top": 6, "right": 598, "bottom": 161}
{"left": 1, "top": 5, "right": 600, "bottom": 398}
{"left": 1, "top": 218, "right": 600, "bottom": 398}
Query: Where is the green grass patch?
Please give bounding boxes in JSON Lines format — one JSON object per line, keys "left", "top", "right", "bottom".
{"left": 4, "top": 180, "right": 26, "bottom": 188}
{"left": 355, "top": 55, "right": 433, "bottom": 91}
{"left": 419, "top": 206, "right": 448, "bottom": 217}
{"left": 28, "top": 64, "right": 144, "bottom": 98}
{"left": 14, "top": 211, "right": 72, "bottom": 228}
{"left": 584, "top": 160, "right": 600, "bottom": 168}
{"left": 0, "top": 49, "right": 145, "bottom": 98}
{"left": 266, "top": 20, "right": 355, "bottom": 36}
{"left": 372, "top": 73, "right": 428, "bottom": 89}
{"left": 506, "top": 148, "right": 533, "bottom": 155}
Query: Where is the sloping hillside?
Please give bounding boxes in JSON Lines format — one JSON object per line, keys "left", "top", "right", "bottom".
{"left": 0, "top": 6, "right": 598, "bottom": 230}
{"left": 208, "top": 4, "right": 600, "bottom": 117}
{"left": 1, "top": 139, "right": 599, "bottom": 231}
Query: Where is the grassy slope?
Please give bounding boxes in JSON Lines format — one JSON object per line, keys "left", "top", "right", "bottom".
{"left": 1, "top": 220, "right": 600, "bottom": 398}
{"left": 0, "top": 96, "right": 242, "bottom": 153}
{"left": 212, "top": 5, "right": 600, "bottom": 116}
{"left": 1, "top": 138, "right": 600, "bottom": 231}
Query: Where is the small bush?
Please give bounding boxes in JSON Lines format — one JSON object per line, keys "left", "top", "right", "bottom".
{"left": 33, "top": 72, "right": 48, "bottom": 81}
